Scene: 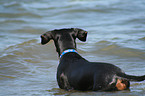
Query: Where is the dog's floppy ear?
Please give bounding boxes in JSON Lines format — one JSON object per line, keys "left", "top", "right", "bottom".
{"left": 41, "top": 31, "right": 52, "bottom": 45}
{"left": 74, "top": 28, "right": 88, "bottom": 42}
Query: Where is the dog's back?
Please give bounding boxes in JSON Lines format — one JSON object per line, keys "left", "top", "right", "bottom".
{"left": 57, "top": 52, "right": 129, "bottom": 91}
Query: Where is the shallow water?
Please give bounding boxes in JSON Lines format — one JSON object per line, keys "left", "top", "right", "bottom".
{"left": 0, "top": 0, "right": 145, "bottom": 96}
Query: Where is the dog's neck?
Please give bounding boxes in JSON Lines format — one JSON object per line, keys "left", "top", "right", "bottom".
{"left": 55, "top": 40, "right": 77, "bottom": 57}
{"left": 59, "top": 49, "right": 78, "bottom": 58}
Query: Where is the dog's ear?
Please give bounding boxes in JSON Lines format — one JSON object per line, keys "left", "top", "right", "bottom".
{"left": 74, "top": 28, "right": 88, "bottom": 42}
{"left": 41, "top": 32, "right": 52, "bottom": 45}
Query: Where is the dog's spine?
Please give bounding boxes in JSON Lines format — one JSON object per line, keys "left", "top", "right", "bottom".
{"left": 117, "top": 73, "right": 145, "bottom": 81}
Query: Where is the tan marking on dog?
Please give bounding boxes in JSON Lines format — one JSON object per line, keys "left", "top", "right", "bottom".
{"left": 116, "top": 79, "right": 127, "bottom": 90}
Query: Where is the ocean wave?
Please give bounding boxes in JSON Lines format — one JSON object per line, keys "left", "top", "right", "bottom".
{"left": 0, "top": 12, "right": 42, "bottom": 18}
{"left": 139, "top": 37, "right": 145, "bottom": 40}
{"left": 0, "top": 39, "right": 57, "bottom": 80}
{"left": 88, "top": 40, "right": 145, "bottom": 60}
{"left": 1, "top": 39, "right": 57, "bottom": 65}
{"left": 2, "top": 39, "right": 40, "bottom": 57}
{"left": 3, "top": 1, "right": 21, "bottom": 7}
{"left": 0, "top": 19, "right": 26, "bottom": 23}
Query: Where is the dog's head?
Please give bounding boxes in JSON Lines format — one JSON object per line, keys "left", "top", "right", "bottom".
{"left": 41, "top": 28, "right": 87, "bottom": 45}
{"left": 41, "top": 28, "right": 87, "bottom": 54}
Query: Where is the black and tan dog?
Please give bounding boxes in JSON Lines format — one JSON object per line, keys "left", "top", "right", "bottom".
{"left": 41, "top": 28, "right": 145, "bottom": 91}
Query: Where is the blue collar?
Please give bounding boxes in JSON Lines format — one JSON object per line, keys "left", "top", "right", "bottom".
{"left": 60, "top": 49, "right": 78, "bottom": 58}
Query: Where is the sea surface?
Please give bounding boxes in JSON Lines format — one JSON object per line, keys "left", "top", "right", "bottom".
{"left": 0, "top": 0, "right": 145, "bottom": 96}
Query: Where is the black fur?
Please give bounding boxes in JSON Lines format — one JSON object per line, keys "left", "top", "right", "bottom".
{"left": 41, "top": 28, "right": 145, "bottom": 91}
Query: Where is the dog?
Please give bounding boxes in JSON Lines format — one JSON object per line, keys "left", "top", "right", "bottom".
{"left": 41, "top": 28, "right": 145, "bottom": 91}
